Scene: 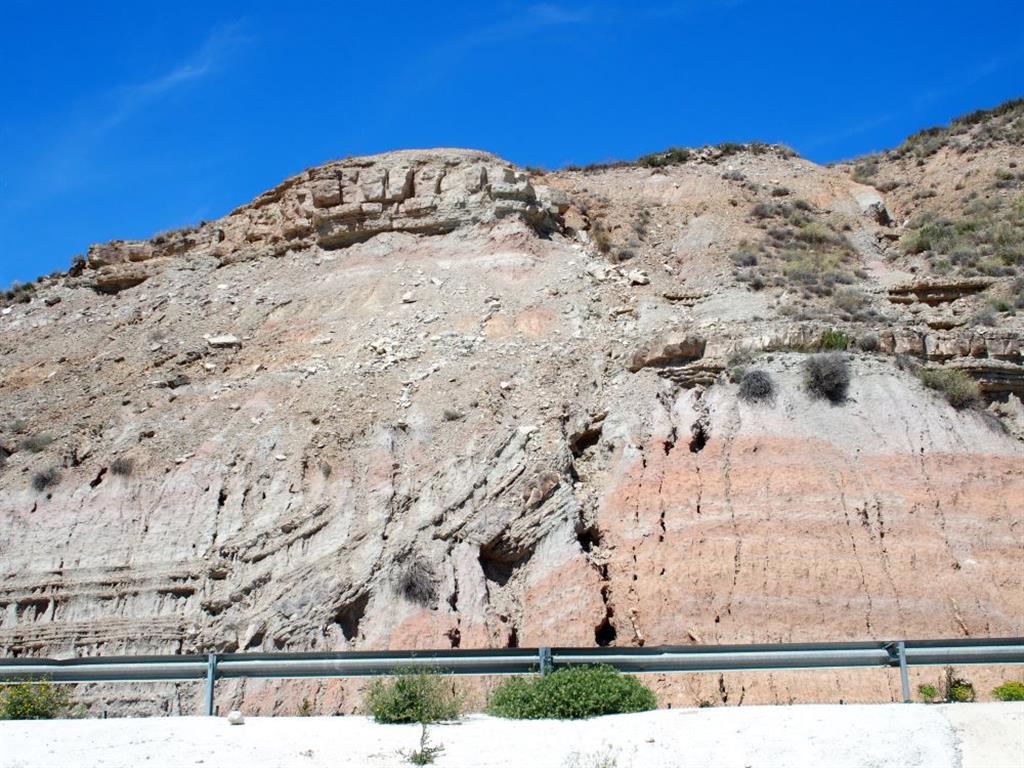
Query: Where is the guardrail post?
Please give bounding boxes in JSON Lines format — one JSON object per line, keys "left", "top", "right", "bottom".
{"left": 538, "top": 647, "right": 552, "bottom": 676}
{"left": 896, "top": 641, "right": 910, "bottom": 703}
{"left": 205, "top": 653, "right": 219, "bottom": 716}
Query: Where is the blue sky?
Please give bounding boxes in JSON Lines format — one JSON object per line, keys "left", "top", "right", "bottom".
{"left": 1, "top": 0, "right": 1022, "bottom": 287}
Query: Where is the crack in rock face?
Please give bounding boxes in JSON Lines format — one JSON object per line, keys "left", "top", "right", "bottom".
{"left": 2, "top": 116, "right": 1024, "bottom": 713}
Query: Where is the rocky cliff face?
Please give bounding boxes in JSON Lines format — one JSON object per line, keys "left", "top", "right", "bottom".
{"left": 2, "top": 108, "right": 1022, "bottom": 714}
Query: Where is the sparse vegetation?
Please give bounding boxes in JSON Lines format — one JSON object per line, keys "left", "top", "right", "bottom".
{"left": 32, "top": 467, "right": 60, "bottom": 492}
{"left": 637, "top": 147, "right": 692, "bottom": 167}
{"left": 833, "top": 288, "right": 870, "bottom": 320}
{"left": 738, "top": 369, "right": 774, "bottom": 404}
{"left": 0, "top": 682, "right": 72, "bottom": 720}
{"left": 404, "top": 723, "right": 445, "bottom": 765}
{"left": 858, "top": 333, "right": 880, "bottom": 352}
{"left": 564, "top": 747, "right": 620, "bottom": 768}
{"left": 396, "top": 558, "right": 437, "bottom": 607}
{"left": 803, "top": 353, "right": 850, "bottom": 404}
{"left": 20, "top": 433, "right": 54, "bottom": 453}
{"left": 110, "top": 457, "right": 134, "bottom": 476}
{"left": 5, "top": 419, "right": 28, "bottom": 435}
{"left": 589, "top": 218, "right": 612, "bottom": 255}
{"left": 917, "top": 683, "right": 939, "bottom": 703}
{"left": 487, "top": 665, "right": 657, "bottom": 720}
{"left": 900, "top": 195, "right": 1024, "bottom": 278}
{"left": 918, "top": 368, "right": 980, "bottom": 409}
{"left": 366, "top": 672, "right": 460, "bottom": 724}
{"left": 851, "top": 157, "right": 879, "bottom": 184}
{"left": 890, "top": 98, "right": 1024, "bottom": 159}
{"left": 1, "top": 280, "right": 38, "bottom": 307}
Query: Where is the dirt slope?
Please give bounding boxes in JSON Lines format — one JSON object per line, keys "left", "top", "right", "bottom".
{"left": 1, "top": 106, "right": 1022, "bottom": 714}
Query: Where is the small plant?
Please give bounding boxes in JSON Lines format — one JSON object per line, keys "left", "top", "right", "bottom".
{"left": 833, "top": 288, "right": 868, "bottom": 317}
{"left": 110, "top": 457, "right": 134, "bottom": 476}
{"left": 5, "top": 419, "right": 28, "bottom": 435}
{"left": 366, "top": 672, "right": 460, "bottom": 724}
{"left": 738, "top": 369, "right": 774, "bottom": 404}
{"left": 404, "top": 723, "right": 444, "bottom": 765}
{"left": 564, "top": 746, "right": 620, "bottom": 768}
{"left": 0, "top": 682, "right": 72, "bottom": 720}
{"left": 858, "top": 333, "right": 880, "bottom": 352}
{"left": 32, "top": 467, "right": 60, "bottom": 492}
{"left": 818, "top": 329, "right": 850, "bottom": 351}
{"left": 803, "top": 353, "right": 850, "bottom": 404}
{"left": 396, "top": 558, "right": 437, "bottom": 607}
{"left": 945, "top": 668, "right": 976, "bottom": 703}
{"left": 297, "top": 697, "right": 313, "bottom": 716}
{"left": 918, "top": 368, "right": 980, "bottom": 409}
{"left": 917, "top": 683, "right": 939, "bottom": 703}
{"left": 487, "top": 665, "right": 657, "bottom": 720}
{"left": 20, "top": 433, "right": 54, "bottom": 453}
{"left": 796, "top": 222, "right": 834, "bottom": 245}
{"left": 971, "top": 306, "right": 998, "bottom": 327}
{"left": 992, "top": 681, "right": 1024, "bottom": 701}
{"left": 589, "top": 219, "right": 612, "bottom": 254}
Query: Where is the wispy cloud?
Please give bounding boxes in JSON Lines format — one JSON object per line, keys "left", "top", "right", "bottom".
{"left": 642, "top": 0, "right": 745, "bottom": 19}
{"left": 801, "top": 113, "right": 894, "bottom": 152}
{"left": 453, "top": 4, "right": 596, "bottom": 48}
{"left": 405, "top": 4, "right": 598, "bottom": 87}
{"left": 95, "top": 21, "right": 249, "bottom": 135}
{"left": 912, "top": 52, "right": 1016, "bottom": 112}
{"left": 8, "top": 21, "right": 250, "bottom": 210}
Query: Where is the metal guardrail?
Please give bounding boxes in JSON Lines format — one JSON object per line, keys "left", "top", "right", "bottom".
{"left": 2, "top": 637, "right": 1021, "bottom": 715}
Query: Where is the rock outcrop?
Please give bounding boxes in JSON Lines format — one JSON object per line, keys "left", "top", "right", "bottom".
{"left": 81, "top": 150, "right": 568, "bottom": 294}
{"left": 2, "top": 106, "right": 1023, "bottom": 715}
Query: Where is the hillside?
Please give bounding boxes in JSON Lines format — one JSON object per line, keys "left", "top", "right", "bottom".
{"left": 1, "top": 103, "right": 1022, "bottom": 715}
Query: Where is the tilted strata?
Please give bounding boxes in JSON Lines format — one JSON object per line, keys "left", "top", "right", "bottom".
{"left": 1, "top": 122, "right": 1023, "bottom": 715}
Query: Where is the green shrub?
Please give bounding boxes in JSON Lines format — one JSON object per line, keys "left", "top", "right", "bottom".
{"left": 917, "top": 683, "right": 939, "bottom": 703}
{"left": 803, "top": 353, "right": 850, "bottom": 404}
{"left": 366, "top": 672, "right": 460, "bottom": 724}
{"left": 0, "top": 682, "right": 72, "bottom": 719}
{"left": 918, "top": 368, "right": 980, "bottom": 409}
{"left": 487, "top": 665, "right": 657, "bottom": 720}
{"left": 818, "top": 329, "right": 851, "bottom": 351}
{"left": 948, "top": 677, "right": 976, "bottom": 703}
{"left": 992, "top": 681, "right": 1024, "bottom": 701}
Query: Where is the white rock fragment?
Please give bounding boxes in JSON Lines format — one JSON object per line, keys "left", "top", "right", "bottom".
{"left": 207, "top": 334, "right": 241, "bottom": 348}
{"left": 401, "top": 291, "right": 417, "bottom": 303}
{"left": 627, "top": 270, "right": 650, "bottom": 285}
{"left": 226, "top": 710, "right": 244, "bottom": 725}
